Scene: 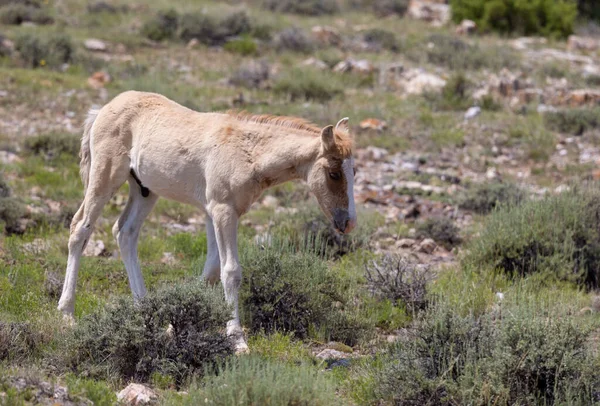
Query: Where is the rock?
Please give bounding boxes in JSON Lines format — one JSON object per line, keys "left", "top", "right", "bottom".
{"left": 365, "top": 146, "right": 388, "bottom": 161}
{"left": 537, "top": 104, "right": 557, "bottom": 114}
{"left": 417, "top": 238, "right": 437, "bottom": 254}
{"left": 567, "top": 89, "right": 600, "bottom": 106}
{"left": 83, "top": 239, "right": 106, "bottom": 257}
{"left": 84, "top": 38, "right": 108, "bottom": 52}
{"left": 402, "top": 69, "right": 446, "bottom": 95}
{"left": 396, "top": 238, "right": 415, "bottom": 249}
{"left": 262, "top": 195, "right": 279, "bottom": 208}
{"left": 407, "top": 0, "right": 451, "bottom": 26}
{"left": 117, "top": 383, "right": 157, "bottom": 406}
{"left": 187, "top": 38, "right": 199, "bottom": 49}
{"left": 333, "top": 59, "right": 375, "bottom": 74}
{"left": 88, "top": 71, "right": 111, "bottom": 89}
{"left": 567, "top": 35, "right": 600, "bottom": 52}
{"left": 359, "top": 118, "right": 387, "bottom": 131}
{"left": 302, "top": 57, "right": 328, "bottom": 70}
{"left": 486, "top": 167, "right": 499, "bottom": 180}
{"left": 517, "top": 88, "right": 544, "bottom": 105}
{"left": 0, "top": 151, "right": 20, "bottom": 164}
{"left": 311, "top": 26, "right": 342, "bottom": 46}
{"left": 464, "top": 106, "right": 481, "bottom": 120}
{"left": 22, "top": 238, "right": 50, "bottom": 254}
{"left": 456, "top": 19, "right": 477, "bottom": 35}
{"left": 495, "top": 292, "right": 504, "bottom": 301}
{"left": 316, "top": 348, "right": 347, "bottom": 360}
{"left": 161, "top": 252, "right": 176, "bottom": 265}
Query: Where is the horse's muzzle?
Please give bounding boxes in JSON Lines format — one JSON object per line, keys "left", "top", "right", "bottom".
{"left": 333, "top": 208, "right": 356, "bottom": 234}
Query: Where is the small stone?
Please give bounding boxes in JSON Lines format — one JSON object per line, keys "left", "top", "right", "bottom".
{"left": 396, "top": 238, "right": 415, "bottom": 249}
{"left": 359, "top": 118, "right": 387, "bottom": 131}
{"left": 22, "top": 238, "right": 50, "bottom": 254}
{"left": 88, "top": 71, "right": 111, "bottom": 89}
{"left": 302, "top": 57, "right": 328, "bottom": 70}
{"left": 262, "top": 195, "right": 279, "bottom": 208}
{"left": 117, "top": 383, "right": 158, "bottom": 405}
{"left": 84, "top": 38, "right": 108, "bottom": 52}
{"left": 311, "top": 26, "right": 342, "bottom": 46}
{"left": 316, "top": 348, "right": 346, "bottom": 360}
{"left": 418, "top": 238, "right": 437, "bottom": 254}
{"left": 456, "top": 19, "right": 477, "bottom": 35}
{"left": 365, "top": 146, "right": 388, "bottom": 161}
{"left": 464, "top": 106, "right": 481, "bottom": 120}
{"left": 161, "top": 252, "right": 176, "bottom": 265}
{"left": 0, "top": 151, "right": 20, "bottom": 164}
{"left": 187, "top": 38, "right": 199, "bottom": 49}
{"left": 495, "top": 292, "right": 504, "bottom": 301}
{"left": 83, "top": 239, "right": 106, "bottom": 257}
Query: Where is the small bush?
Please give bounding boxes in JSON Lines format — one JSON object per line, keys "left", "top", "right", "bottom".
{"left": 263, "top": 0, "right": 340, "bottom": 16}
{"left": 171, "top": 356, "right": 338, "bottom": 406}
{"left": 416, "top": 216, "right": 462, "bottom": 249}
{"left": 374, "top": 300, "right": 599, "bottom": 405}
{"left": 0, "top": 322, "right": 44, "bottom": 362}
{"left": 371, "top": 0, "right": 409, "bottom": 16}
{"left": 223, "top": 35, "right": 258, "bottom": 56}
{"left": 423, "top": 33, "right": 520, "bottom": 71}
{"left": 465, "top": 184, "right": 600, "bottom": 288}
{"left": 0, "top": 197, "right": 25, "bottom": 234}
{"left": 0, "top": 174, "right": 10, "bottom": 198}
{"left": 0, "top": 4, "right": 53, "bottom": 25}
{"left": 363, "top": 28, "right": 398, "bottom": 52}
{"left": 458, "top": 181, "right": 526, "bottom": 214}
{"left": 544, "top": 108, "right": 600, "bottom": 136}
{"left": 68, "top": 282, "right": 233, "bottom": 384}
{"left": 450, "top": 0, "right": 577, "bottom": 38}
{"left": 274, "top": 27, "right": 314, "bottom": 53}
{"left": 425, "top": 72, "right": 472, "bottom": 111}
{"left": 178, "top": 10, "right": 251, "bottom": 45}
{"left": 240, "top": 243, "right": 370, "bottom": 345}
{"left": 579, "top": 0, "right": 600, "bottom": 21}
{"left": 365, "top": 256, "right": 430, "bottom": 312}
{"left": 273, "top": 68, "right": 343, "bottom": 102}
{"left": 14, "top": 33, "right": 74, "bottom": 68}
{"left": 141, "top": 9, "right": 178, "bottom": 42}
{"left": 87, "top": 1, "right": 126, "bottom": 14}
{"left": 230, "top": 60, "right": 269, "bottom": 89}
{"left": 24, "top": 133, "right": 79, "bottom": 159}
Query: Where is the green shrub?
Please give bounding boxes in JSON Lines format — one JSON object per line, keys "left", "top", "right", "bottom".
{"left": 170, "top": 356, "right": 339, "bottom": 406}
{"left": 450, "top": 0, "right": 577, "bottom": 38}
{"left": 416, "top": 216, "right": 462, "bottom": 249}
{"left": 374, "top": 300, "right": 599, "bottom": 405}
{"left": 465, "top": 184, "right": 600, "bottom": 288}
{"left": 178, "top": 11, "right": 251, "bottom": 45}
{"left": 579, "top": 0, "right": 600, "bottom": 21}
{"left": 223, "top": 35, "right": 258, "bottom": 56}
{"left": 68, "top": 281, "right": 233, "bottom": 384}
{"left": 24, "top": 133, "right": 79, "bottom": 159}
{"left": 423, "top": 34, "right": 520, "bottom": 71}
{"left": 141, "top": 9, "right": 178, "bottom": 41}
{"left": 274, "top": 27, "right": 314, "bottom": 53}
{"left": 458, "top": 181, "right": 526, "bottom": 214}
{"left": 544, "top": 108, "right": 600, "bottom": 135}
{"left": 263, "top": 0, "right": 340, "bottom": 15}
{"left": 273, "top": 68, "right": 343, "bottom": 102}
{"left": 371, "top": 0, "right": 409, "bottom": 16}
{"left": 14, "top": 33, "right": 74, "bottom": 68}
{"left": 0, "top": 3, "right": 53, "bottom": 25}
{"left": 0, "top": 174, "right": 10, "bottom": 198}
{"left": 0, "top": 197, "right": 25, "bottom": 234}
{"left": 240, "top": 243, "right": 371, "bottom": 345}
{"left": 0, "top": 322, "right": 44, "bottom": 362}
{"left": 425, "top": 72, "right": 472, "bottom": 111}
{"left": 363, "top": 28, "right": 398, "bottom": 51}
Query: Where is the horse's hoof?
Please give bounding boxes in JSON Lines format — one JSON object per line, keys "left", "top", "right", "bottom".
{"left": 61, "top": 312, "right": 75, "bottom": 326}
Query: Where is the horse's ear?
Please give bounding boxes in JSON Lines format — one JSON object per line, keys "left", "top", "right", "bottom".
{"left": 321, "top": 125, "right": 335, "bottom": 151}
{"left": 335, "top": 117, "right": 349, "bottom": 133}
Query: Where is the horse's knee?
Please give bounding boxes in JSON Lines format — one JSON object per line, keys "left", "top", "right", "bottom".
{"left": 221, "top": 263, "right": 242, "bottom": 294}
{"left": 68, "top": 221, "right": 92, "bottom": 252}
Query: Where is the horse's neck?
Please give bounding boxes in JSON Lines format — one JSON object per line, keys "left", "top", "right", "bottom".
{"left": 254, "top": 131, "right": 320, "bottom": 187}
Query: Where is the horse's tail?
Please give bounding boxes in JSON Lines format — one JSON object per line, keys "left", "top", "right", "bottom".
{"left": 80, "top": 108, "right": 99, "bottom": 194}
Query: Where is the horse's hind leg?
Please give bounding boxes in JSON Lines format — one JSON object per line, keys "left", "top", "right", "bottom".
{"left": 201, "top": 216, "right": 221, "bottom": 285}
{"left": 58, "top": 157, "right": 129, "bottom": 317}
{"left": 112, "top": 178, "right": 158, "bottom": 300}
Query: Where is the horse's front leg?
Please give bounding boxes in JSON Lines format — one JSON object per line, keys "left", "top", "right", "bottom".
{"left": 201, "top": 216, "right": 220, "bottom": 285}
{"left": 209, "top": 202, "right": 248, "bottom": 353}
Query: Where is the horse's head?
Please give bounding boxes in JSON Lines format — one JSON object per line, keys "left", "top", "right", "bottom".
{"left": 307, "top": 118, "right": 357, "bottom": 234}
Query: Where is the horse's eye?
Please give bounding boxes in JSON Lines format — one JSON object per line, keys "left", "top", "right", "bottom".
{"left": 329, "top": 172, "right": 342, "bottom": 181}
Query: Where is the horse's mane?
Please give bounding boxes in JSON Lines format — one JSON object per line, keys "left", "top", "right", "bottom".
{"left": 227, "top": 110, "right": 354, "bottom": 157}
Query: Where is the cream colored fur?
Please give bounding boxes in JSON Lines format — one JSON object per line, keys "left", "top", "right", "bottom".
{"left": 58, "top": 91, "right": 357, "bottom": 352}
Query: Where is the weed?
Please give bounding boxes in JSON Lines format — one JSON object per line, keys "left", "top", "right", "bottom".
{"left": 465, "top": 183, "right": 600, "bottom": 288}
{"left": 24, "top": 133, "right": 79, "bottom": 159}
{"left": 169, "top": 356, "right": 339, "bottom": 405}
{"left": 263, "top": 0, "right": 340, "bottom": 16}
{"left": 274, "top": 27, "right": 314, "bottom": 53}
{"left": 457, "top": 181, "right": 526, "bottom": 214}
{"left": 67, "top": 281, "right": 233, "bottom": 384}
{"left": 425, "top": 72, "right": 472, "bottom": 111}
{"left": 141, "top": 9, "right": 178, "bottom": 42}
{"left": 365, "top": 256, "right": 430, "bottom": 312}
{"left": 363, "top": 28, "right": 398, "bottom": 52}
{"left": 224, "top": 35, "right": 258, "bottom": 56}
{"left": 544, "top": 107, "right": 600, "bottom": 135}
{"left": 0, "top": 4, "right": 53, "bottom": 25}
{"left": 0, "top": 197, "right": 25, "bottom": 234}
{"left": 416, "top": 216, "right": 462, "bottom": 249}
{"left": 273, "top": 68, "right": 342, "bottom": 102}
{"left": 14, "top": 33, "right": 74, "bottom": 69}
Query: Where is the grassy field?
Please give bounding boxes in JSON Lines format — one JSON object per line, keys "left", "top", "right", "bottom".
{"left": 2, "top": 0, "right": 600, "bottom": 404}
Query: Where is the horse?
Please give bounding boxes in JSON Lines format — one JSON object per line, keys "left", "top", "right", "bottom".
{"left": 57, "top": 90, "right": 357, "bottom": 352}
